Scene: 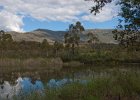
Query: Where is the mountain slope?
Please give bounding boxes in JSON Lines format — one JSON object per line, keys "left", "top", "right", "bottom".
{"left": 6, "top": 29, "right": 117, "bottom": 44}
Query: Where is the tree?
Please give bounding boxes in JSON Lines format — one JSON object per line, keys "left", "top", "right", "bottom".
{"left": 90, "top": 0, "right": 140, "bottom": 49}
{"left": 113, "top": 0, "right": 140, "bottom": 49}
{"left": 53, "top": 41, "right": 63, "bottom": 56}
{"left": 0, "top": 30, "right": 13, "bottom": 42}
{"left": 40, "top": 39, "right": 50, "bottom": 56}
{"left": 64, "top": 21, "right": 85, "bottom": 54}
{"left": 40, "top": 39, "right": 49, "bottom": 50}
{"left": 0, "top": 30, "right": 13, "bottom": 49}
{"left": 2, "top": 34, "right": 13, "bottom": 42}
{"left": 87, "top": 32, "right": 99, "bottom": 44}
{"left": 90, "top": 0, "right": 112, "bottom": 15}
{"left": 87, "top": 32, "right": 99, "bottom": 50}
{"left": 0, "top": 30, "right": 5, "bottom": 36}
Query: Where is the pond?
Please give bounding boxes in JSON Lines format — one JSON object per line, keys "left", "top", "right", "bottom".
{"left": 0, "top": 64, "right": 140, "bottom": 99}
{"left": 0, "top": 77, "right": 90, "bottom": 99}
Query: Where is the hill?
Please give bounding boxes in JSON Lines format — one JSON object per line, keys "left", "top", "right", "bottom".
{"left": 6, "top": 29, "right": 118, "bottom": 44}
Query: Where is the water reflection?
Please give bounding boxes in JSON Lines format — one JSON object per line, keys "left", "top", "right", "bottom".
{"left": 0, "top": 77, "right": 44, "bottom": 99}
{"left": 47, "top": 78, "right": 87, "bottom": 88}
{"left": 0, "top": 77, "right": 88, "bottom": 99}
{"left": 1, "top": 65, "right": 139, "bottom": 99}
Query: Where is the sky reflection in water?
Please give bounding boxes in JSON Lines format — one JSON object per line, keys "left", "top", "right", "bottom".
{"left": 0, "top": 77, "right": 87, "bottom": 99}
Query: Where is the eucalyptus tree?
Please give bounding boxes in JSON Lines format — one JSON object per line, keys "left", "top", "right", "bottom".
{"left": 40, "top": 39, "right": 50, "bottom": 57}
{"left": 90, "top": 0, "right": 140, "bottom": 49}
{"left": 87, "top": 32, "right": 99, "bottom": 50}
{"left": 41, "top": 39, "right": 49, "bottom": 50}
{"left": 64, "top": 21, "right": 85, "bottom": 54}
{"left": 87, "top": 32, "right": 99, "bottom": 44}
{"left": 53, "top": 41, "right": 63, "bottom": 56}
{"left": 112, "top": 0, "right": 140, "bottom": 49}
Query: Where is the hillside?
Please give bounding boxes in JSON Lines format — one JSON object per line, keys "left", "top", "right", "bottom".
{"left": 6, "top": 29, "right": 118, "bottom": 44}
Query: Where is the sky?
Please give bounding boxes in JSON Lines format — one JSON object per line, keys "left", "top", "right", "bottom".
{"left": 0, "top": 0, "right": 120, "bottom": 32}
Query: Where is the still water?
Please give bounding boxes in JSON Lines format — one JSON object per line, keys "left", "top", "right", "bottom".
{"left": 0, "top": 64, "right": 140, "bottom": 99}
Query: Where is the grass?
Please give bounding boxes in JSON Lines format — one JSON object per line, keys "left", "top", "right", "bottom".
{"left": 0, "top": 58, "right": 63, "bottom": 73}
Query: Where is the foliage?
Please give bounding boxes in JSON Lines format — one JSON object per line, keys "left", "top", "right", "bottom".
{"left": 40, "top": 39, "right": 50, "bottom": 50}
{"left": 53, "top": 41, "right": 64, "bottom": 56}
{"left": 0, "top": 30, "right": 13, "bottom": 49}
{"left": 90, "top": 0, "right": 140, "bottom": 49}
{"left": 90, "top": 0, "right": 112, "bottom": 15}
{"left": 64, "top": 21, "right": 85, "bottom": 54}
{"left": 113, "top": 0, "right": 140, "bottom": 48}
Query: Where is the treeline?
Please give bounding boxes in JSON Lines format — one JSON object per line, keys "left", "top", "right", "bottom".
{"left": 0, "top": 21, "right": 140, "bottom": 64}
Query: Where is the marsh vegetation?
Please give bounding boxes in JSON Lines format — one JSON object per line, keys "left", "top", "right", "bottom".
{"left": 0, "top": 0, "right": 140, "bottom": 98}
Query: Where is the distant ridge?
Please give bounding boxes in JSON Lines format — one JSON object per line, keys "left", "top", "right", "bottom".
{"left": 6, "top": 29, "right": 118, "bottom": 44}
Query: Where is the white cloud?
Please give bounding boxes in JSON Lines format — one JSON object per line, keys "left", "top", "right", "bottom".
{"left": 82, "top": 0, "right": 120, "bottom": 22}
{"left": 0, "top": 0, "right": 119, "bottom": 32}
{"left": 0, "top": 10, "right": 24, "bottom": 32}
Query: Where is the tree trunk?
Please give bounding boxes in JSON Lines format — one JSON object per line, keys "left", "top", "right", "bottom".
{"left": 72, "top": 43, "right": 75, "bottom": 55}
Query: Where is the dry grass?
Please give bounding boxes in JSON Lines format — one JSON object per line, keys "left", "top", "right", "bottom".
{"left": 0, "top": 58, "right": 63, "bottom": 73}
{"left": 64, "top": 61, "right": 83, "bottom": 67}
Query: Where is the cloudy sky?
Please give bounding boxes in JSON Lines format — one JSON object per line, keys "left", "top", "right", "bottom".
{"left": 0, "top": 0, "right": 120, "bottom": 32}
